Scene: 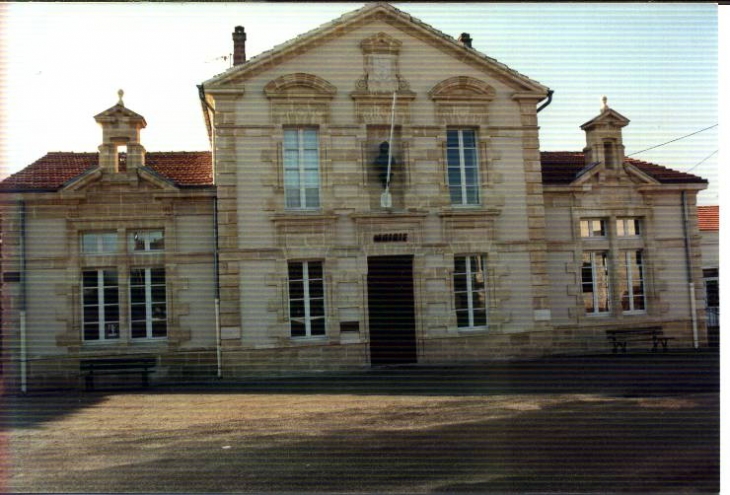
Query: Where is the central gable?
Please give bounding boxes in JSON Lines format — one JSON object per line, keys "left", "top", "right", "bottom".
{"left": 203, "top": 3, "right": 548, "bottom": 96}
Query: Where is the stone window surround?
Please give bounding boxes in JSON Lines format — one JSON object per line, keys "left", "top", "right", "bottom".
{"left": 453, "top": 254, "right": 490, "bottom": 331}
{"left": 573, "top": 208, "right": 653, "bottom": 322}
{"left": 61, "top": 217, "right": 182, "bottom": 349}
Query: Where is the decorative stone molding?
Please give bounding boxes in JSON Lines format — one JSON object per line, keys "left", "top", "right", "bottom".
{"left": 350, "top": 32, "right": 415, "bottom": 124}
{"left": 270, "top": 212, "right": 337, "bottom": 248}
{"left": 264, "top": 73, "right": 336, "bottom": 125}
{"left": 351, "top": 211, "right": 426, "bottom": 249}
{"left": 429, "top": 76, "right": 495, "bottom": 126}
{"left": 438, "top": 208, "right": 500, "bottom": 243}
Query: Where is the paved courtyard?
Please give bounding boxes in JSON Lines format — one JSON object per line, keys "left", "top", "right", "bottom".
{"left": 2, "top": 352, "right": 719, "bottom": 493}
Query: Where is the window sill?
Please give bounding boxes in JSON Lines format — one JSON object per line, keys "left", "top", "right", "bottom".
{"left": 290, "top": 335, "right": 328, "bottom": 344}
{"left": 271, "top": 212, "right": 337, "bottom": 225}
{"left": 457, "top": 326, "right": 489, "bottom": 333}
{"left": 621, "top": 310, "right": 647, "bottom": 316}
{"left": 81, "top": 338, "right": 168, "bottom": 346}
{"left": 439, "top": 207, "right": 500, "bottom": 217}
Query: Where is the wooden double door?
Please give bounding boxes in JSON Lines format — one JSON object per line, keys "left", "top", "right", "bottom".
{"left": 367, "top": 255, "right": 418, "bottom": 366}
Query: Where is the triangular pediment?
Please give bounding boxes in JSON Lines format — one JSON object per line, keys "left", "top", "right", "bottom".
{"left": 581, "top": 108, "right": 630, "bottom": 131}
{"left": 60, "top": 166, "right": 178, "bottom": 193}
{"left": 570, "top": 160, "right": 660, "bottom": 187}
{"left": 94, "top": 103, "right": 147, "bottom": 126}
{"left": 623, "top": 163, "right": 661, "bottom": 185}
{"left": 203, "top": 2, "right": 548, "bottom": 95}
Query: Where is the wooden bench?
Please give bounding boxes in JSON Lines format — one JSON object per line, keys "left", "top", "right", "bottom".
{"left": 80, "top": 357, "right": 157, "bottom": 391}
{"left": 606, "top": 327, "right": 673, "bottom": 354}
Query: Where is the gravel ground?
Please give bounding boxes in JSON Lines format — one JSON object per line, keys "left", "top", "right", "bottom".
{"left": 2, "top": 353, "right": 720, "bottom": 493}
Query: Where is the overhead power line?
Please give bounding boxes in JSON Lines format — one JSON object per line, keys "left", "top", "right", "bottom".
{"left": 626, "top": 124, "right": 718, "bottom": 157}
{"left": 685, "top": 149, "right": 717, "bottom": 173}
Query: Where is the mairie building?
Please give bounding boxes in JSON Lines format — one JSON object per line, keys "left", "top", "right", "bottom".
{"left": 0, "top": 3, "right": 710, "bottom": 391}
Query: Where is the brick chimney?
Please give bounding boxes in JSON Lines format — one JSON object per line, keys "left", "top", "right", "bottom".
{"left": 233, "top": 26, "right": 246, "bottom": 65}
{"left": 458, "top": 33, "right": 473, "bottom": 48}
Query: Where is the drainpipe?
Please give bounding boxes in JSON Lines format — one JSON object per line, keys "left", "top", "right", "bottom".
{"left": 681, "top": 191, "right": 700, "bottom": 349}
{"left": 213, "top": 196, "right": 222, "bottom": 379}
{"left": 536, "top": 89, "right": 554, "bottom": 114}
{"left": 198, "top": 83, "right": 222, "bottom": 377}
{"left": 19, "top": 200, "right": 27, "bottom": 393}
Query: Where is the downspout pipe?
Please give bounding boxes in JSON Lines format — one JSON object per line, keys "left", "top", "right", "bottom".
{"left": 200, "top": 83, "right": 223, "bottom": 378}
{"left": 197, "top": 84, "right": 215, "bottom": 148}
{"left": 213, "top": 196, "right": 222, "bottom": 379}
{"left": 536, "top": 89, "right": 554, "bottom": 114}
{"left": 19, "top": 200, "right": 27, "bottom": 394}
{"left": 681, "top": 191, "right": 700, "bottom": 349}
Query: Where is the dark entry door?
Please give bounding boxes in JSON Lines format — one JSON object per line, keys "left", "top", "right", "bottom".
{"left": 367, "top": 255, "right": 417, "bottom": 366}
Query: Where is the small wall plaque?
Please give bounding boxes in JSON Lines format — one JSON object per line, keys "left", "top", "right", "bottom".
{"left": 373, "top": 233, "right": 408, "bottom": 243}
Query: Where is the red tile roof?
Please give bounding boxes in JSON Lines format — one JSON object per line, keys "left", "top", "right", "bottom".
{"left": 0, "top": 152, "right": 213, "bottom": 191}
{"left": 1, "top": 150, "right": 706, "bottom": 192}
{"left": 540, "top": 151, "right": 707, "bottom": 185}
{"left": 698, "top": 205, "right": 719, "bottom": 231}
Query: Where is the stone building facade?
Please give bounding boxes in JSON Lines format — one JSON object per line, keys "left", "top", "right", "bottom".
{"left": 0, "top": 3, "right": 710, "bottom": 391}
{"left": 0, "top": 96, "right": 218, "bottom": 390}
{"left": 698, "top": 205, "right": 719, "bottom": 346}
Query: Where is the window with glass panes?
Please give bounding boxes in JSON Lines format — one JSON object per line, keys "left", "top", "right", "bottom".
{"left": 288, "top": 261, "right": 325, "bottom": 337}
{"left": 619, "top": 250, "right": 646, "bottom": 313}
{"left": 580, "top": 219, "right": 607, "bottom": 238}
{"left": 130, "top": 268, "right": 167, "bottom": 339}
{"left": 283, "top": 128, "right": 320, "bottom": 209}
{"left": 616, "top": 218, "right": 641, "bottom": 237}
{"left": 582, "top": 252, "right": 611, "bottom": 315}
{"left": 82, "top": 269, "right": 120, "bottom": 341}
{"left": 453, "top": 255, "right": 488, "bottom": 328}
{"left": 81, "top": 232, "right": 117, "bottom": 254}
{"left": 446, "top": 129, "right": 479, "bottom": 206}
{"left": 129, "top": 230, "right": 164, "bottom": 252}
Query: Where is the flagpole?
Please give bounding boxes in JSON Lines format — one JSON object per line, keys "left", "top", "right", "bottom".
{"left": 381, "top": 91, "right": 397, "bottom": 208}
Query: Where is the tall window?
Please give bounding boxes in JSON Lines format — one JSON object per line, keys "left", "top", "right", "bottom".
{"left": 81, "top": 232, "right": 117, "bottom": 254}
{"left": 129, "top": 230, "right": 164, "bottom": 252}
{"left": 288, "top": 261, "right": 325, "bottom": 337}
{"left": 582, "top": 252, "right": 610, "bottom": 315}
{"left": 446, "top": 129, "right": 479, "bottom": 206}
{"left": 130, "top": 268, "right": 167, "bottom": 339}
{"left": 453, "top": 255, "right": 488, "bottom": 328}
{"left": 284, "top": 128, "right": 320, "bottom": 209}
{"left": 82, "top": 269, "right": 120, "bottom": 341}
{"left": 619, "top": 250, "right": 646, "bottom": 313}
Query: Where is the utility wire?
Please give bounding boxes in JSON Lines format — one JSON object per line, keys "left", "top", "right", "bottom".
{"left": 626, "top": 124, "right": 718, "bottom": 157}
{"left": 685, "top": 149, "right": 717, "bottom": 173}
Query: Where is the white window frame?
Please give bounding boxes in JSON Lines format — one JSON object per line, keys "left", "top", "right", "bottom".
{"left": 129, "top": 267, "right": 167, "bottom": 340}
{"left": 580, "top": 219, "right": 607, "bottom": 239}
{"left": 283, "top": 128, "right": 320, "bottom": 210}
{"left": 446, "top": 129, "right": 480, "bottom": 206}
{"left": 620, "top": 250, "right": 646, "bottom": 314}
{"left": 129, "top": 230, "right": 165, "bottom": 252}
{"left": 288, "top": 261, "right": 326, "bottom": 338}
{"left": 81, "top": 232, "right": 117, "bottom": 254}
{"left": 582, "top": 251, "right": 611, "bottom": 316}
{"left": 82, "top": 269, "right": 120, "bottom": 342}
{"left": 616, "top": 217, "right": 641, "bottom": 237}
{"left": 453, "top": 255, "right": 488, "bottom": 329}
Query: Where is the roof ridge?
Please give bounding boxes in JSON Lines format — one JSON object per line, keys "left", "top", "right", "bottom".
{"left": 204, "top": 2, "right": 547, "bottom": 93}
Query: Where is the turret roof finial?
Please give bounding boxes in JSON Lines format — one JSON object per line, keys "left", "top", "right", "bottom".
{"left": 118, "top": 89, "right": 125, "bottom": 106}
{"left": 601, "top": 95, "right": 609, "bottom": 112}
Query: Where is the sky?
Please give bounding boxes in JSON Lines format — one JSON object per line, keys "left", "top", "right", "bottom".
{"left": 0, "top": 2, "right": 720, "bottom": 205}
